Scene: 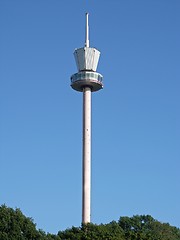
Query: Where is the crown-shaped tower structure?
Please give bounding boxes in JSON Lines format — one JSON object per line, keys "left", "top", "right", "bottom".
{"left": 71, "top": 13, "right": 103, "bottom": 91}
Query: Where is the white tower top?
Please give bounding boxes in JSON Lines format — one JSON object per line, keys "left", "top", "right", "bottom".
{"left": 73, "top": 13, "right": 100, "bottom": 72}
{"left": 71, "top": 13, "right": 103, "bottom": 92}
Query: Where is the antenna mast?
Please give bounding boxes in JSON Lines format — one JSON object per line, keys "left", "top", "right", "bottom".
{"left": 85, "top": 13, "right": 89, "bottom": 47}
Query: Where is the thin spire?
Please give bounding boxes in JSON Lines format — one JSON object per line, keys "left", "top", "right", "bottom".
{"left": 85, "top": 13, "right": 89, "bottom": 48}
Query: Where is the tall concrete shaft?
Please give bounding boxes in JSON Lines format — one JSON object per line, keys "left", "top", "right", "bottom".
{"left": 70, "top": 13, "right": 103, "bottom": 224}
{"left": 82, "top": 87, "right": 91, "bottom": 223}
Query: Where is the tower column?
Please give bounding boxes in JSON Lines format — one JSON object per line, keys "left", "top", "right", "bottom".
{"left": 82, "top": 86, "right": 91, "bottom": 224}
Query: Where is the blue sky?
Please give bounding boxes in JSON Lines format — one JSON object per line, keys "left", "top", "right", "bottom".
{"left": 0, "top": 0, "right": 180, "bottom": 234}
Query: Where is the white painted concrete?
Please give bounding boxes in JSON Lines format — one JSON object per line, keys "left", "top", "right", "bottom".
{"left": 82, "top": 87, "right": 91, "bottom": 223}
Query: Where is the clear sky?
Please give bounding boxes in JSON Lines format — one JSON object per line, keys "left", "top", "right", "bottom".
{"left": 0, "top": 0, "right": 180, "bottom": 234}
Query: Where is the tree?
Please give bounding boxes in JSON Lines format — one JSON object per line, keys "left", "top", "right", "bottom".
{"left": 1, "top": 205, "right": 180, "bottom": 240}
{"left": 58, "top": 222, "right": 124, "bottom": 240}
{"left": 0, "top": 204, "right": 41, "bottom": 240}
{"left": 119, "top": 215, "right": 180, "bottom": 240}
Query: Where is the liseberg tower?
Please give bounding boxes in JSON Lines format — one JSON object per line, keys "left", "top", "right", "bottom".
{"left": 70, "top": 13, "right": 103, "bottom": 224}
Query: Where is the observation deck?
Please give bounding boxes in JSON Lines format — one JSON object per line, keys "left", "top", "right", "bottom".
{"left": 71, "top": 71, "right": 103, "bottom": 92}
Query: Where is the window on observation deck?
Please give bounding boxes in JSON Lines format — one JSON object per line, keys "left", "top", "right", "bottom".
{"left": 90, "top": 73, "right": 94, "bottom": 78}
{"left": 98, "top": 75, "right": 102, "bottom": 82}
{"left": 81, "top": 72, "right": 85, "bottom": 79}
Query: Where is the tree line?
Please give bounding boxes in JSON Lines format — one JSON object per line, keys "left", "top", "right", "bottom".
{"left": 0, "top": 205, "right": 180, "bottom": 240}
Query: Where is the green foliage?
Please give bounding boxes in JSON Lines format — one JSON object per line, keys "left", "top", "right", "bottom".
{"left": 58, "top": 222, "right": 124, "bottom": 240}
{"left": 119, "top": 215, "right": 180, "bottom": 240}
{"left": 149, "top": 221, "right": 180, "bottom": 240}
{"left": 0, "top": 205, "right": 180, "bottom": 240}
{"left": 0, "top": 204, "right": 41, "bottom": 240}
{"left": 119, "top": 215, "right": 155, "bottom": 239}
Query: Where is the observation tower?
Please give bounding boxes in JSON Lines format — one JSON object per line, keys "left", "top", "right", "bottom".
{"left": 70, "top": 13, "right": 103, "bottom": 224}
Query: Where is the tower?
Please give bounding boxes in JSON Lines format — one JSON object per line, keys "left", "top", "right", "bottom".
{"left": 70, "top": 13, "right": 103, "bottom": 224}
